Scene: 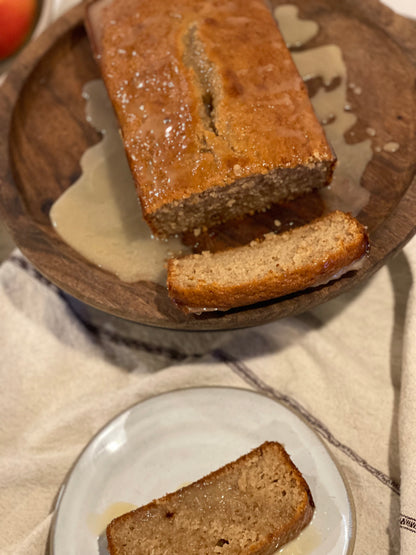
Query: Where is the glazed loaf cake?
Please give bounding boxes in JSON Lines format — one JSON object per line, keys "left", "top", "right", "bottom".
{"left": 106, "top": 441, "right": 315, "bottom": 555}
{"left": 167, "top": 210, "right": 369, "bottom": 312}
{"left": 85, "top": 0, "right": 336, "bottom": 237}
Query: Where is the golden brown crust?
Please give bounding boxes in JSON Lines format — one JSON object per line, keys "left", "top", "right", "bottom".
{"left": 167, "top": 211, "right": 369, "bottom": 313}
{"left": 106, "top": 441, "right": 314, "bottom": 555}
{"left": 85, "top": 0, "right": 336, "bottom": 236}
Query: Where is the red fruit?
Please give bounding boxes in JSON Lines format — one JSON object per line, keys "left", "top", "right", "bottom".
{"left": 0, "top": 0, "right": 37, "bottom": 61}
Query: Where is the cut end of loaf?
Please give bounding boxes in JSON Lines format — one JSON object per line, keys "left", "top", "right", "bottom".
{"left": 106, "top": 441, "right": 315, "bottom": 555}
{"left": 147, "top": 161, "right": 335, "bottom": 237}
{"left": 167, "top": 210, "right": 369, "bottom": 313}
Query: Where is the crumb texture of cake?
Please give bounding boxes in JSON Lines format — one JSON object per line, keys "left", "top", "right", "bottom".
{"left": 167, "top": 211, "right": 369, "bottom": 312}
{"left": 106, "top": 441, "right": 314, "bottom": 555}
{"left": 85, "top": 0, "right": 336, "bottom": 237}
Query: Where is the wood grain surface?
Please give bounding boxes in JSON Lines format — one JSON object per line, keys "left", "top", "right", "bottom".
{"left": 0, "top": 0, "right": 415, "bottom": 330}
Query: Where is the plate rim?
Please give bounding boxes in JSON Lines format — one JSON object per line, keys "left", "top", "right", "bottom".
{"left": 47, "top": 385, "right": 357, "bottom": 555}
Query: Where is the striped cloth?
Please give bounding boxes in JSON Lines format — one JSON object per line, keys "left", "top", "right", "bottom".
{"left": 0, "top": 234, "right": 415, "bottom": 553}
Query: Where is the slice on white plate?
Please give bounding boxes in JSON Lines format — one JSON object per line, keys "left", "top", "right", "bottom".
{"left": 50, "top": 387, "right": 355, "bottom": 555}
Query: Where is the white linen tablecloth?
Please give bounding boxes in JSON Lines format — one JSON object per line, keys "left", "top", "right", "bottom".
{"left": 0, "top": 1, "right": 415, "bottom": 554}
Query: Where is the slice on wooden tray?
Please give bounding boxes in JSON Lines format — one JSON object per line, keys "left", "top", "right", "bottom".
{"left": 106, "top": 441, "right": 314, "bottom": 555}
{"left": 167, "top": 210, "right": 369, "bottom": 313}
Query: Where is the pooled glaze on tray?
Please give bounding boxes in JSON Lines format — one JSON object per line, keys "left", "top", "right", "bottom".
{"left": 275, "top": 4, "right": 373, "bottom": 215}
{"left": 50, "top": 80, "right": 188, "bottom": 285}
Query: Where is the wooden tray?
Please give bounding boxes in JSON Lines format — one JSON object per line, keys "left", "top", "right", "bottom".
{"left": 0, "top": 0, "right": 415, "bottom": 331}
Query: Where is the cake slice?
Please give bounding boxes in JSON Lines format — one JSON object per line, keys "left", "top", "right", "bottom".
{"left": 106, "top": 441, "right": 314, "bottom": 555}
{"left": 167, "top": 210, "right": 369, "bottom": 313}
{"left": 85, "top": 0, "right": 336, "bottom": 237}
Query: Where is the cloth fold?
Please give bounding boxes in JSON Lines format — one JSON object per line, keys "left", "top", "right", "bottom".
{"left": 0, "top": 236, "right": 415, "bottom": 554}
{"left": 399, "top": 262, "right": 416, "bottom": 551}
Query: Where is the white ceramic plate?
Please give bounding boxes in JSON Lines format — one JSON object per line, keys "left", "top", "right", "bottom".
{"left": 50, "top": 387, "right": 355, "bottom": 554}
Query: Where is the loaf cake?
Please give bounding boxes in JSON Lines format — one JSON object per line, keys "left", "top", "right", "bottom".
{"left": 167, "top": 210, "right": 369, "bottom": 313}
{"left": 85, "top": 0, "right": 336, "bottom": 237}
{"left": 106, "top": 441, "right": 315, "bottom": 555}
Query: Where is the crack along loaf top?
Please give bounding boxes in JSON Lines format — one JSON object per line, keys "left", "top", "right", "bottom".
{"left": 85, "top": 0, "right": 336, "bottom": 237}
